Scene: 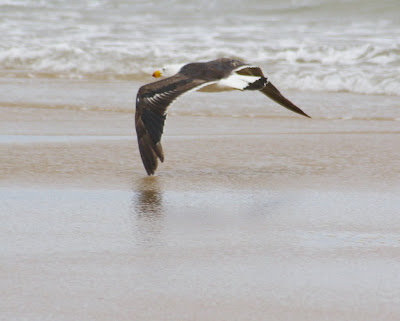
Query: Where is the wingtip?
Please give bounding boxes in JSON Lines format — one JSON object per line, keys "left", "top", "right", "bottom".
{"left": 146, "top": 169, "right": 155, "bottom": 176}
{"left": 260, "top": 82, "right": 311, "bottom": 119}
{"left": 135, "top": 118, "right": 164, "bottom": 176}
{"left": 293, "top": 108, "right": 311, "bottom": 119}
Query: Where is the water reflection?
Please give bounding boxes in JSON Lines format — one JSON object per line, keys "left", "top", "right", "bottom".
{"left": 134, "top": 177, "right": 163, "bottom": 215}
{"left": 130, "top": 176, "right": 164, "bottom": 246}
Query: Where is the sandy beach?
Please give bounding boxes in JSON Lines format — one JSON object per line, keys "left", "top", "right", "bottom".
{"left": 1, "top": 77, "right": 400, "bottom": 320}
{"left": 2, "top": 0, "right": 400, "bottom": 319}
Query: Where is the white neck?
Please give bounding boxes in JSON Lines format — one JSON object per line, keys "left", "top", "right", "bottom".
{"left": 161, "top": 63, "right": 185, "bottom": 77}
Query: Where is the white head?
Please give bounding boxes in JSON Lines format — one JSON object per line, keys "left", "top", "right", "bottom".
{"left": 152, "top": 63, "right": 185, "bottom": 78}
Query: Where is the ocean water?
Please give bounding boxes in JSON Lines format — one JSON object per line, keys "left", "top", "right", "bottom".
{"left": 1, "top": 0, "right": 399, "bottom": 96}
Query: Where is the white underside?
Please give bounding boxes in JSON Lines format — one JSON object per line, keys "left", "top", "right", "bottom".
{"left": 157, "top": 68, "right": 263, "bottom": 115}
{"left": 197, "top": 74, "right": 261, "bottom": 92}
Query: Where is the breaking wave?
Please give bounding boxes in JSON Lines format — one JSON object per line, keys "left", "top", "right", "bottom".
{"left": 1, "top": 0, "right": 399, "bottom": 96}
{"left": 1, "top": 43, "right": 399, "bottom": 96}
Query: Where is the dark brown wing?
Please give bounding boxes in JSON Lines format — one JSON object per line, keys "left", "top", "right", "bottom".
{"left": 135, "top": 73, "right": 210, "bottom": 175}
{"left": 237, "top": 67, "right": 311, "bottom": 118}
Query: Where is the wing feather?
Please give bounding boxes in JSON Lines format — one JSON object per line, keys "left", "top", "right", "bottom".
{"left": 237, "top": 67, "right": 310, "bottom": 118}
{"left": 135, "top": 73, "right": 209, "bottom": 175}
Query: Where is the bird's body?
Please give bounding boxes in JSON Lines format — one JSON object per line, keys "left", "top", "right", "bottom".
{"left": 135, "top": 58, "right": 310, "bottom": 175}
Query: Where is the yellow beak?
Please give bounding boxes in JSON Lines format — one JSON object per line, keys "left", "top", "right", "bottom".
{"left": 152, "top": 70, "right": 161, "bottom": 78}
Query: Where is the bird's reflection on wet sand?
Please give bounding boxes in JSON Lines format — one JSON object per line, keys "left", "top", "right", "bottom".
{"left": 130, "top": 177, "right": 164, "bottom": 246}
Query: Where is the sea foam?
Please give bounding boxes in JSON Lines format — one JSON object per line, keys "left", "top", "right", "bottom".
{"left": 0, "top": 0, "right": 399, "bottom": 96}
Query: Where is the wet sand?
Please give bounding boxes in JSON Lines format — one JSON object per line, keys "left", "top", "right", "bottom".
{"left": 1, "top": 88, "right": 400, "bottom": 320}
{"left": 1, "top": 104, "right": 399, "bottom": 190}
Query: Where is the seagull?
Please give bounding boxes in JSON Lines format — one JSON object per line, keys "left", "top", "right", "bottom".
{"left": 135, "top": 58, "right": 310, "bottom": 175}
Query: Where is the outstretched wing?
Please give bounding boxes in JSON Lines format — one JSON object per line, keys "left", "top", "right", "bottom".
{"left": 135, "top": 73, "right": 211, "bottom": 175}
{"left": 236, "top": 67, "right": 311, "bottom": 118}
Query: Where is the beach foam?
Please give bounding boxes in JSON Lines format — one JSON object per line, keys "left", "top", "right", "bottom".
{"left": 1, "top": 0, "right": 399, "bottom": 96}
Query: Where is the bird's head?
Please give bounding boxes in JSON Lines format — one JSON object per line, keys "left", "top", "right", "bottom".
{"left": 152, "top": 63, "right": 185, "bottom": 78}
